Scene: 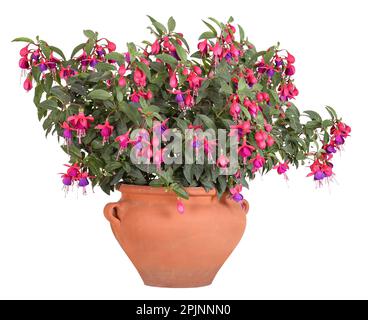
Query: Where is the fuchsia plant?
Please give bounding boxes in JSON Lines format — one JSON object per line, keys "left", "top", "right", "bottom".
{"left": 14, "top": 16, "right": 350, "bottom": 211}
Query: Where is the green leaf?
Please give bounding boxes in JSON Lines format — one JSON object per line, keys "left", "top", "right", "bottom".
{"left": 198, "top": 114, "right": 216, "bottom": 130}
{"left": 62, "top": 144, "right": 82, "bottom": 158}
{"left": 155, "top": 53, "right": 178, "bottom": 66}
{"left": 322, "top": 119, "right": 333, "bottom": 129}
{"left": 238, "top": 78, "right": 252, "bottom": 98}
{"left": 70, "top": 43, "right": 85, "bottom": 58}
{"left": 12, "top": 37, "right": 35, "bottom": 44}
{"left": 202, "top": 20, "right": 217, "bottom": 35}
{"left": 325, "top": 106, "right": 338, "bottom": 120}
{"left": 147, "top": 16, "right": 167, "bottom": 35}
{"left": 171, "top": 183, "right": 189, "bottom": 200}
{"left": 208, "top": 17, "right": 223, "bottom": 28}
{"left": 39, "top": 99, "right": 58, "bottom": 110}
{"left": 183, "top": 165, "right": 193, "bottom": 184}
{"left": 193, "top": 165, "right": 204, "bottom": 181}
{"left": 105, "top": 161, "right": 123, "bottom": 172}
{"left": 199, "top": 31, "right": 217, "bottom": 40}
{"left": 173, "top": 42, "right": 187, "bottom": 62}
{"left": 87, "top": 89, "right": 112, "bottom": 100}
{"left": 127, "top": 42, "right": 137, "bottom": 62}
{"left": 119, "top": 102, "right": 141, "bottom": 126}
{"left": 49, "top": 45, "right": 66, "bottom": 60}
{"left": 33, "top": 83, "right": 43, "bottom": 106}
{"left": 50, "top": 86, "right": 70, "bottom": 104}
{"left": 238, "top": 24, "right": 245, "bottom": 42}
{"left": 168, "top": 16, "right": 176, "bottom": 32}
{"left": 83, "top": 29, "right": 97, "bottom": 40}
{"left": 105, "top": 52, "right": 125, "bottom": 65}
{"left": 95, "top": 62, "right": 116, "bottom": 72}
{"left": 39, "top": 40, "right": 51, "bottom": 59}
{"left": 219, "top": 80, "right": 232, "bottom": 95}
{"left": 43, "top": 73, "right": 53, "bottom": 93}
{"left": 304, "top": 110, "right": 322, "bottom": 122}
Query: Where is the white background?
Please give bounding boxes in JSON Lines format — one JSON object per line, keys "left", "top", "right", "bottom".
{"left": 0, "top": 0, "right": 367, "bottom": 300}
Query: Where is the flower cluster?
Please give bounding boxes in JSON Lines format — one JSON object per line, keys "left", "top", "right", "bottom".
{"left": 14, "top": 17, "right": 350, "bottom": 212}
{"left": 60, "top": 163, "right": 94, "bottom": 194}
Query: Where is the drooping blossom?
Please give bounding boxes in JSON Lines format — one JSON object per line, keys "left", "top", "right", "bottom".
{"left": 23, "top": 76, "right": 33, "bottom": 91}
{"left": 115, "top": 131, "right": 132, "bottom": 157}
{"left": 249, "top": 154, "right": 265, "bottom": 172}
{"left": 61, "top": 122, "right": 74, "bottom": 145}
{"left": 95, "top": 120, "right": 114, "bottom": 144}
{"left": 229, "top": 184, "right": 243, "bottom": 202}
{"left": 133, "top": 68, "right": 147, "bottom": 87}
{"left": 67, "top": 112, "right": 94, "bottom": 143}
{"left": 238, "top": 141, "right": 255, "bottom": 160}
{"left": 217, "top": 154, "right": 230, "bottom": 168}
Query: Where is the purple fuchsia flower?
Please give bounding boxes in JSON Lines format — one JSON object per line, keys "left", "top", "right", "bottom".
{"left": 61, "top": 121, "right": 75, "bottom": 145}
{"left": 249, "top": 154, "right": 265, "bottom": 172}
{"left": 275, "top": 162, "right": 289, "bottom": 175}
{"left": 65, "top": 163, "right": 81, "bottom": 178}
{"left": 285, "top": 64, "right": 295, "bottom": 76}
{"left": 95, "top": 120, "right": 114, "bottom": 145}
{"left": 67, "top": 112, "right": 94, "bottom": 144}
{"left": 59, "top": 66, "right": 77, "bottom": 80}
{"left": 229, "top": 184, "right": 243, "bottom": 202}
{"left": 77, "top": 172, "right": 94, "bottom": 195}
{"left": 38, "top": 61, "right": 48, "bottom": 72}
{"left": 230, "top": 120, "right": 251, "bottom": 140}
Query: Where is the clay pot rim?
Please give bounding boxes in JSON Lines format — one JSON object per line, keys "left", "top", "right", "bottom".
{"left": 117, "top": 183, "right": 217, "bottom": 197}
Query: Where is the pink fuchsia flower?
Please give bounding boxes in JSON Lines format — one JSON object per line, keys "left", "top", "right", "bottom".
{"left": 275, "top": 162, "right": 289, "bottom": 175}
{"left": 177, "top": 199, "right": 185, "bottom": 214}
{"left": 229, "top": 184, "right": 243, "bottom": 203}
{"left": 266, "top": 135, "right": 275, "bottom": 147}
{"left": 286, "top": 52, "right": 295, "bottom": 64}
{"left": 255, "top": 130, "right": 268, "bottom": 150}
{"left": 95, "top": 120, "right": 114, "bottom": 145}
{"left": 77, "top": 172, "right": 93, "bottom": 195}
{"left": 249, "top": 153, "right": 265, "bottom": 172}
{"left": 23, "top": 76, "right": 33, "bottom": 91}
{"left": 285, "top": 64, "right": 295, "bottom": 76}
{"left": 67, "top": 112, "right": 94, "bottom": 144}
{"left": 185, "top": 93, "right": 194, "bottom": 108}
{"left": 238, "top": 141, "right": 255, "bottom": 160}
{"left": 118, "top": 65, "right": 126, "bottom": 76}
{"left": 230, "top": 120, "right": 251, "bottom": 140}
{"left": 19, "top": 57, "right": 29, "bottom": 69}
{"left": 151, "top": 39, "right": 160, "bottom": 55}
{"left": 106, "top": 40, "right": 116, "bottom": 52}
{"left": 307, "top": 159, "right": 334, "bottom": 182}
{"left": 64, "top": 163, "right": 81, "bottom": 178}
{"left": 187, "top": 71, "right": 203, "bottom": 90}
{"left": 169, "top": 71, "right": 178, "bottom": 88}
{"left": 198, "top": 39, "right": 209, "bottom": 55}
{"left": 243, "top": 98, "right": 259, "bottom": 117}
{"left": 230, "top": 97, "right": 241, "bottom": 120}
{"left": 19, "top": 44, "right": 30, "bottom": 57}
{"left": 217, "top": 154, "right": 230, "bottom": 168}
{"left": 61, "top": 121, "right": 75, "bottom": 145}
{"left": 203, "top": 137, "right": 217, "bottom": 157}
{"left": 115, "top": 131, "right": 132, "bottom": 157}
{"left": 133, "top": 68, "right": 147, "bottom": 87}
{"left": 330, "top": 121, "right": 351, "bottom": 145}
{"left": 59, "top": 66, "right": 77, "bottom": 80}
{"left": 211, "top": 42, "right": 223, "bottom": 57}
{"left": 278, "top": 82, "right": 299, "bottom": 102}
{"left": 118, "top": 76, "right": 126, "bottom": 87}
{"left": 245, "top": 69, "right": 257, "bottom": 86}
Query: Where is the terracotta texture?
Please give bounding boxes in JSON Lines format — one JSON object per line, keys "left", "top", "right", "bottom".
{"left": 103, "top": 184, "right": 248, "bottom": 288}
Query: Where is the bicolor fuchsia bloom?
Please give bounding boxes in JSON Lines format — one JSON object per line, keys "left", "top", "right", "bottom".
{"left": 238, "top": 141, "right": 255, "bottom": 160}
{"left": 230, "top": 121, "right": 251, "bottom": 140}
{"left": 229, "top": 185, "right": 243, "bottom": 202}
{"left": 230, "top": 99, "right": 241, "bottom": 120}
{"left": 115, "top": 131, "right": 132, "bottom": 157}
{"left": 275, "top": 162, "right": 289, "bottom": 175}
{"left": 59, "top": 66, "right": 77, "bottom": 80}
{"left": 211, "top": 42, "right": 223, "bottom": 57}
{"left": 169, "top": 72, "right": 178, "bottom": 88}
{"left": 134, "top": 68, "right": 146, "bottom": 87}
{"left": 61, "top": 121, "right": 75, "bottom": 145}
{"left": 19, "top": 57, "right": 29, "bottom": 69}
{"left": 255, "top": 130, "right": 268, "bottom": 150}
{"left": 249, "top": 154, "right": 265, "bottom": 172}
{"left": 95, "top": 120, "right": 114, "bottom": 144}
{"left": 67, "top": 112, "right": 94, "bottom": 144}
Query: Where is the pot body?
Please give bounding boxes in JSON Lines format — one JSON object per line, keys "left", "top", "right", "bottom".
{"left": 104, "top": 185, "right": 248, "bottom": 288}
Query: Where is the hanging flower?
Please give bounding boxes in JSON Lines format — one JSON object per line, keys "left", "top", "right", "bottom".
{"left": 95, "top": 120, "right": 114, "bottom": 145}
{"left": 177, "top": 198, "right": 185, "bottom": 214}
{"left": 67, "top": 112, "right": 94, "bottom": 144}
{"left": 61, "top": 122, "right": 75, "bottom": 145}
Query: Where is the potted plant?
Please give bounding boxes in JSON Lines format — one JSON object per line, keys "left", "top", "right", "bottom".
{"left": 14, "top": 16, "right": 350, "bottom": 288}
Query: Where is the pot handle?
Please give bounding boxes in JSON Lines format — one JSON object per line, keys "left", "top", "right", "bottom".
{"left": 243, "top": 199, "right": 250, "bottom": 214}
{"left": 103, "top": 202, "right": 121, "bottom": 229}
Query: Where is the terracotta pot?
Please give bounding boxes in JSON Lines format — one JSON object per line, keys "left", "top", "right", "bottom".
{"left": 103, "top": 184, "right": 248, "bottom": 288}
